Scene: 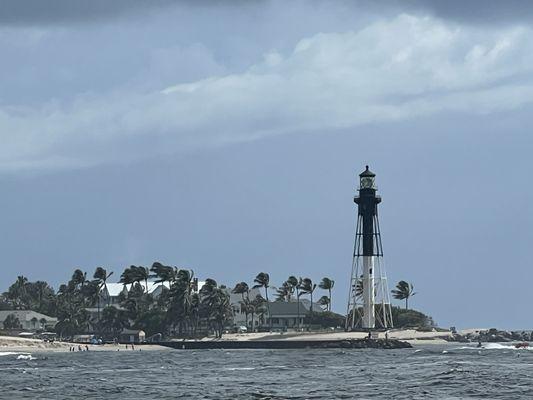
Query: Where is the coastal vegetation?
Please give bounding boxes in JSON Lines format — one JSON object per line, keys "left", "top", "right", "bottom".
{"left": 1, "top": 269, "right": 432, "bottom": 338}
{"left": 391, "top": 280, "right": 416, "bottom": 309}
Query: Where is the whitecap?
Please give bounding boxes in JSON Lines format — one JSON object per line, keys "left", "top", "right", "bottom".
{"left": 483, "top": 343, "right": 519, "bottom": 350}
{"left": 0, "top": 352, "right": 20, "bottom": 357}
{"left": 17, "top": 354, "right": 36, "bottom": 360}
{"left": 224, "top": 367, "right": 256, "bottom": 371}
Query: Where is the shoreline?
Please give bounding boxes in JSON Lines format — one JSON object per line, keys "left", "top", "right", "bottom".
{"left": 5, "top": 328, "right": 518, "bottom": 353}
{"left": 0, "top": 336, "right": 169, "bottom": 353}
{"left": 0, "top": 329, "right": 456, "bottom": 353}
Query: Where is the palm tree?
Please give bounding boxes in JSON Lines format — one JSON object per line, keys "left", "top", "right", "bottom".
{"left": 120, "top": 266, "right": 136, "bottom": 290}
{"left": 133, "top": 266, "right": 150, "bottom": 293}
{"left": 318, "top": 295, "right": 330, "bottom": 311}
{"left": 9, "top": 276, "right": 29, "bottom": 309}
{"left": 391, "top": 280, "right": 416, "bottom": 310}
{"left": 93, "top": 267, "right": 114, "bottom": 322}
{"left": 101, "top": 306, "right": 129, "bottom": 338}
{"left": 286, "top": 276, "right": 298, "bottom": 301}
{"left": 199, "top": 279, "right": 232, "bottom": 338}
{"left": 30, "top": 281, "right": 50, "bottom": 312}
{"left": 252, "top": 272, "right": 271, "bottom": 330}
{"left": 250, "top": 294, "right": 265, "bottom": 332}
{"left": 295, "top": 277, "right": 304, "bottom": 330}
{"left": 275, "top": 281, "right": 291, "bottom": 301}
{"left": 355, "top": 276, "right": 364, "bottom": 299}
{"left": 71, "top": 269, "right": 86, "bottom": 288}
{"left": 232, "top": 282, "right": 249, "bottom": 300}
{"left": 232, "top": 282, "right": 250, "bottom": 328}
{"left": 299, "top": 278, "right": 317, "bottom": 319}
{"left": 319, "top": 277, "right": 335, "bottom": 311}
{"left": 282, "top": 276, "right": 300, "bottom": 328}
{"left": 150, "top": 262, "right": 176, "bottom": 286}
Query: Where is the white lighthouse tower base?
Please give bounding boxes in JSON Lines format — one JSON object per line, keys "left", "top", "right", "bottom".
{"left": 362, "top": 256, "right": 375, "bottom": 328}
{"left": 347, "top": 254, "right": 393, "bottom": 330}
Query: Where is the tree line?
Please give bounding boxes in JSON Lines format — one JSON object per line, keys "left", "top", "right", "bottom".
{"left": 0, "top": 264, "right": 423, "bottom": 337}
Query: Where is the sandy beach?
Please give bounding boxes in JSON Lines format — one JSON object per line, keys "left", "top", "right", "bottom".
{"left": 0, "top": 329, "right": 457, "bottom": 353}
{"left": 0, "top": 336, "right": 169, "bottom": 353}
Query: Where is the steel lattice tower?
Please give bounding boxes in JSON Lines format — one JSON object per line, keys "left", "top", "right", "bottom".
{"left": 346, "top": 166, "right": 393, "bottom": 330}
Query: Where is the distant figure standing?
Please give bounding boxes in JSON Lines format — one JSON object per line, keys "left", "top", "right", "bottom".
{"left": 85, "top": 345, "right": 89, "bottom": 351}
{"left": 385, "top": 331, "right": 389, "bottom": 341}
{"left": 131, "top": 343, "right": 135, "bottom": 351}
{"left": 367, "top": 331, "right": 372, "bottom": 339}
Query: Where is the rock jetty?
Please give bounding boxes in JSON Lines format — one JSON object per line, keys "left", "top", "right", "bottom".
{"left": 447, "top": 328, "right": 533, "bottom": 343}
{"left": 161, "top": 338, "right": 412, "bottom": 350}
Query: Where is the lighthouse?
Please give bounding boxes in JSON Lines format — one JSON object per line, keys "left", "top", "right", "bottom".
{"left": 346, "top": 166, "right": 393, "bottom": 330}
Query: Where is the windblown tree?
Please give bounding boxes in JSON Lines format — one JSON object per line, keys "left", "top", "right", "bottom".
{"left": 119, "top": 266, "right": 137, "bottom": 290}
{"left": 391, "top": 281, "right": 416, "bottom": 310}
{"left": 136, "top": 266, "right": 151, "bottom": 292}
{"left": 124, "top": 265, "right": 150, "bottom": 293}
{"left": 71, "top": 269, "right": 87, "bottom": 288}
{"left": 150, "top": 262, "right": 176, "bottom": 286}
{"left": 93, "top": 267, "right": 113, "bottom": 310}
{"left": 100, "top": 306, "right": 129, "bottom": 338}
{"left": 55, "top": 274, "right": 92, "bottom": 338}
{"left": 5, "top": 276, "right": 29, "bottom": 309}
{"left": 295, "top": 277, "right": 304, "bottom": 330}
{"left": 28, "top": 281, "right": 56, "bottom": 315}
{"left": 250, "top": 294, "right": 266, "bottom": 329}
{"left": 200, "top": 279, "right": 232, "bottom": 338}
{"left": 252, "top": 272, "right": 271, "bottom": 330}
{"left": 318, "top": 295, "right": 330, "bottom": 311}
{"left": 318, "top": 277, "right": 335, "bottom": 311}
{"left": 232, "top": 282, "right": 250, "bottom": 328}
{"left": 5, "top": 278, "right": 56, "bottom": 314}
{"left": 299, "top": 278, "right": 317, "bottom": 318}
{"left": 166, "top": 269, "right": 196, "bottom": 335}
{"left": 286, "top": 276, "right": 298, "bottom": 301}
{"left": 275, "top": 281, "right": 291, "bottom": 301}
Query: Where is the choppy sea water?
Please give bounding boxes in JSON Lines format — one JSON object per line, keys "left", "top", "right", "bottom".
{"left": 1, "top": 343, "right": 533, "bottom": 399}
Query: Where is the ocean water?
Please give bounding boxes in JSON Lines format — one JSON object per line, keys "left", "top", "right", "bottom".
{"left": 1, "top": 343, "right": 532, "bottom": 399}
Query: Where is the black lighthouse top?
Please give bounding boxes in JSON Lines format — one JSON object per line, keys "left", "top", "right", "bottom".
{"left": 354, "top": 165, "right": 381, "bottom": 256}
{"left": 359, "top": 165, "right": 375, "bottom": 177}
{"left": 359, "top": 165, "right": 376, "bottom": 190}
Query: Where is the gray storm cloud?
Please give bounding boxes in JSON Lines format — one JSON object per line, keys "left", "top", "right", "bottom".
{"left": 1, "top": 14, "right": 533, "bottom": 171}
{"left": 3, "top": 0, "right": 533, "bottom": 25}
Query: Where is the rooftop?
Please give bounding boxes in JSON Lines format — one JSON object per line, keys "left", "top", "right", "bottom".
{"left": 0, "top": 310, "right": 57, "bottom": 322}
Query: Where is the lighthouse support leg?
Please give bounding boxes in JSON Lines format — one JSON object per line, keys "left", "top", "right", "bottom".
{"left": 362, "top": 256, "right": 375, "bottom": 329}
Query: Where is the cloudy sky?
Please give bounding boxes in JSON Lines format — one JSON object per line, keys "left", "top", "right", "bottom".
{"left": 1, "top": 0, "right": 532, "bottom": 329}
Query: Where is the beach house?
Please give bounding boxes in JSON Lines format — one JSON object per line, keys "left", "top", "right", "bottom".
{"left": 0, "top": 310, "right": 57, "bottom": 331}
{"left": 262, "top": 300, "right": 323, "bottom": 330}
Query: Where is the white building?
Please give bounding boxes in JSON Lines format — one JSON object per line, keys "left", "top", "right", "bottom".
{"left": 228, "top": 287, "right": 262, "bottom": 328}
{"left": 0, "top": 310, "right": 57, "bottom": 331}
